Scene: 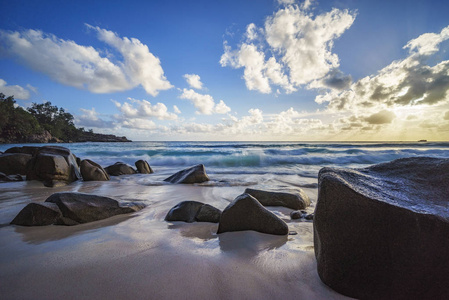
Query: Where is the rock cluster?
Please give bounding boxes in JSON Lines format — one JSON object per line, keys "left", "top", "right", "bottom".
{"left": 11, "top": 192, "right": 145, "bottom": 226}
{"left": 0, "top": 146, "right": 156, "bottom": 184}
{"left": 314, "top": 157, "right": 449, "bottom": 299}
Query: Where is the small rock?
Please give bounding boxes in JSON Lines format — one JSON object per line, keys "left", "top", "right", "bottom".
{"left": 305, "top": 213, "right": 314, "bottom": 220}
{"left": 217, "top": 193, "right": 289, "bottom": 235}
{"left": 135, "top": 160, "right": 153, "bottom": 174}
{"left": 164, "top": 164, "right": 209, "bottom": 184}
{"left": 290, "top": 210, "right": 303, "bottom": 219}
{"left": 289, "top": 231, "right": 298, "bottom": 235}
{"left": 104, "top": 162, "right": 137, "bottom": 176}
{"left": 244, "top": 188, "right": 310, "bottom": 210}
{"left": 80, "top": 159, "right": 110, "bottom": 181}
{"left": 165, "top": 201, "right": 221, "bottom": 223}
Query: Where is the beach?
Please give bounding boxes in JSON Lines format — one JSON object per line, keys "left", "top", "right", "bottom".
{"left": 1, "top": 141, "right": 448, "bottom": 299}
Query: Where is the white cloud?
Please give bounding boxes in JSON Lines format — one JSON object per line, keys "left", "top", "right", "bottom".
{"left": 75, "top": 107, "right": 115, "bottom": 128}
{"left": 122, "top": 119, "right": 157, "bottom": 130}
{"left": 277, "top": 0, "right": 295, "bottom": 5}
{"left": 183, "top": 74, "right": 203, "bottom": 90}
{"left": 113, "top": 98, "right": 178, "bottom": 120}
{"left": 179, "top": 88, "right": 231, "bottom": 114}
{"left": 0, "top": 79, "right": 31, "bottom": 100}
{"left": 221, "top": 4, "right": 355, "bottom": 94}
{"left": 0, "top": 26, "right": 173, "bottom": 96}
{"left": 173, "top": 105, "right": 181, "bottom": 114}
{"left": 316, "top": 25, "right": 449, "bottom": 113}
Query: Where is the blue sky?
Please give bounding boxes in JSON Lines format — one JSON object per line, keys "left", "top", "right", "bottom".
{"left": 1, "top": 0, "right": 449, "bottom": 141}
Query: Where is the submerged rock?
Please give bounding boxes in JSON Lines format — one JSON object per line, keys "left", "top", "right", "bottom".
{"left": 217, "top": 193, "right": 289, "bottom": 235}
{"left": 244, "top": 188, "right": 310, "bottom": 210}
{"left": 135, "top": 160, "right": 153, "bottom": 174}
{"left": 104, "top": 162, "right": 137, "bottom": 176}
{"left": 80, "top": 159, "right": 110, "bottom": 181}
{"left": 314, "top": 157, "right": 449, "bottom": 300}
{"left": 164, "top": 164, "right": 209, "bottom": 184}
{"left": 165, "top": 201, "right": 221, "bottom": 223}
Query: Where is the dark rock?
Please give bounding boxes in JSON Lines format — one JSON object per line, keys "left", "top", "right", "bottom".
{"left": 104, "top": 162, "right": 137, "bottom": 176}
{"left": 196, "top": 204, "right": 221, "bottom": 223}
{"left": 28, "top": 130, "right": 52, "bottom": 143}
{"left": 305, "top": 213, "right": 313, "bottom": 220}
{"left": 10, "top": 202, "right": 62, "bottom": 226}
{"left": 135, "top": 160, "right": 153, "bottom": 174}
{"left": 314, "top": 157, "right": 449, "bottom": 300}
{"left": 0, "top": 153, "right": 32, "bottom": 175}
{"left": 45, "top": 192, "right": 145, "bottom": 224}
{"left": 80, "top": 159, "right": 110, "bottom": 181}
{"left": 0, "top": 172, "right": 23, "bottom": 182}
{"left": 25, "top": 146, "right": 81, "bottom": 187}
{"left": 217, "top": 193, "right": 289, "bottom": 235}
{"left": 244, "top": 188, "right": 310, "bottom": 210}
{"left": 165, "top": 201, "right": 221, "bottom": 223}
{"left": 164, "top": 164, "right": 209, "bottom": 184}
{"left": 290, "top": 210, "right": 303, "bottom": 219}
{"left": 4, "top": 146, "right": 41, "bottom": 156}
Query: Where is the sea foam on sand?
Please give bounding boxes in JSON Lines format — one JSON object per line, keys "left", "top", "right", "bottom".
{"left": 0, "top": 173, "right": 352, "bottom": 299}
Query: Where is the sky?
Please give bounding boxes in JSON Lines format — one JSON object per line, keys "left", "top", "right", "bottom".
{"left": 1, "top": 0, "right": 449, "bottom": 141}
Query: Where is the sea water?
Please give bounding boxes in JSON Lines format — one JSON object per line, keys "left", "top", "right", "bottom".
{"left": 1, "top": 141, "right": 448, "bottom": 180}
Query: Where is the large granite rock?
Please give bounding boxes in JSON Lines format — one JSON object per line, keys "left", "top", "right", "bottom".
{"left": 11, "top": 192, "right": 145, "bottom": 226}
{"left": 217, "top": 193, "right": 289, "bottom": 235}
{"left": 25, "top": 146, "right": 81, "bottom": 187}
{"left": 164, "top": 164, "right": 209, "bottom": 184}
{"left": 165, "top": 201, "right": 221, "bottom": 223}
{"left": 80, "top": 159, "right": 110, "bottom": 181}
{"left": 104, "top": 162, "right": 137, "bottom": 176}
{"left": 314, "top": 157, "right": 449, "bottom": 300}
{"left": 0, "top": 153, "right": 32, "bottom": 175}
{"left": 244, "top": 188, "right": 310, "bottom": 210}
{"left": 135, "top": 160, "right": 153, "bottom": 174}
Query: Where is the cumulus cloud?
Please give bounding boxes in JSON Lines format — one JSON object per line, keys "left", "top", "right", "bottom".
{"left": 0, "top": 26, "right": 172, "bottom": 96}
{"left": 179, "top": 88, "right": 231, "bottom": 114}
{"left": 0, "top": 79, "right": 32, "bottom": 100}
{"left": 112, "top": 98, "right": 178, "bottom": 120}
{"left": 316, "top": 25, "right": 449, "bottom": 112}
{"left": 183, "top": 74, "right": 203, "bottom": 90}
{"left": 221, "top": 3, "right": 355, "bottom": 94}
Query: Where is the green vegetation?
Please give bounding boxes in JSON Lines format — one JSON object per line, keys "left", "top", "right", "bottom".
{"left": 0, "top": 93, "right": 129, "bottom": 143}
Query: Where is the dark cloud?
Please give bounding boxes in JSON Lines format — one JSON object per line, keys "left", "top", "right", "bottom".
{"left": 323, "top": 69, "right": 352, "bottom": 90}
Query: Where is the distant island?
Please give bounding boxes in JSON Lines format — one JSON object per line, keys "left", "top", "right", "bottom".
{"left": 0, "top": 93, "right": 130, "bottom": 144}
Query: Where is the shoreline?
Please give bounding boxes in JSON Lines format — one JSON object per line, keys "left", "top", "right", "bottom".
{"left": 0, "top": 173, "right": 352, "bottom": 299}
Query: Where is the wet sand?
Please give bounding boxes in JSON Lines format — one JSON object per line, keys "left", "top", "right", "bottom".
{"left": 0, "top": 175, "right": 351, "bottom": 299}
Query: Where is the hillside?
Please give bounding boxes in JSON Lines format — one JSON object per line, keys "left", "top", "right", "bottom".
{"left": 0, "top": 93, "right": 131, "bottom": 143}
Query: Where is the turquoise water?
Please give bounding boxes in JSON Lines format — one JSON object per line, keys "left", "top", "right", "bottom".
{"left": 1, "top": 141, "right": 448, "bottom": 179}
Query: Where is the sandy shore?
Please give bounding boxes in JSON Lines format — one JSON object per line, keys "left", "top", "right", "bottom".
{"left": 0, "top": 174, "right": 352, "bottom": 299}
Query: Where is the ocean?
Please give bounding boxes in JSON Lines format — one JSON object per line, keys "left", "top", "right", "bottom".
{"left": 2, "top": 141, "right": 448, "bottom": 179}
